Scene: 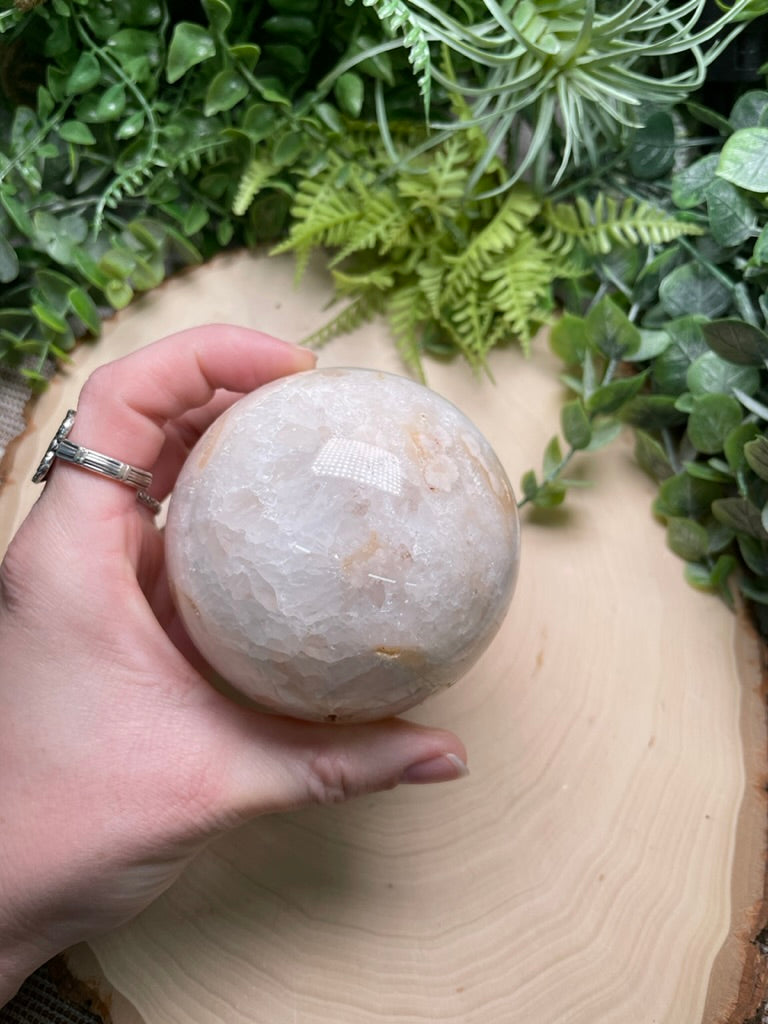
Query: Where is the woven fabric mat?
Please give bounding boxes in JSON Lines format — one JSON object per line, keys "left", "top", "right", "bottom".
{"left": 1, "top": 370, "right": 106, "bottom": 1023}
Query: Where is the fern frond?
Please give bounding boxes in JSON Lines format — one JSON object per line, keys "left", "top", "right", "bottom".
{"left": 480, "top": 231, "right": 556, "bottom": 352}
{"left": 95, "top": 157, "right": 165, "bottom": 232}
{"left": 329, "top": 185, "right": 411, "bottom": 266}
{"left": 232, "top": 159, "right": 276, "bottom": 217}
{"left": 540, "top": 194, "right": 706, "bottom": 256}
{"left": 397, "top": 137, "right": 469, "bottom": 224}
{"left": 331, "top": 266, "right": 396, "bottom": 295}
{"left": 357, "top": 0, "right": 433, "bottom": 114}
{"left": 416, "top": 259, "right": 446, "bottom": 319}
{"left": 385, "top": 282, "right": 429, "bottom": 380}
{"left": 271, "top": 173, "right": 360, "bottom": 279}
{"left": 441, "top": 289, "right": 496, "bottom": 371}
{"left": 302, "top": 292, "right": 382, "bottom": 349}
{"left": 442, "top": 185, "right": 541, "bottom": 301}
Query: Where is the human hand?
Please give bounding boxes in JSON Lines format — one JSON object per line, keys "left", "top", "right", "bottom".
{"left": 0, "top": 325, "right": 467, "bottom": 1004}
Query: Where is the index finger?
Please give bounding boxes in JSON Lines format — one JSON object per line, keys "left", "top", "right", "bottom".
{"left": 45, "top": 324, "right": 316, "bottom": 516}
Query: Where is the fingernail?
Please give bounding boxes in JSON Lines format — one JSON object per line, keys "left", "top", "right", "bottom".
{"left": 400, "top": 752, "right": 469, "bottom": 785}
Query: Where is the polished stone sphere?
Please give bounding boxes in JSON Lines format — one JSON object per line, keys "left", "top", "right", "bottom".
{"left": 165, "top": 368, "right": 520, "bottom": 722}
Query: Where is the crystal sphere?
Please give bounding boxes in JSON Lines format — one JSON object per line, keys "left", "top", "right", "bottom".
{"left": 165, "top": 367, "right": 520, "bottom": 722}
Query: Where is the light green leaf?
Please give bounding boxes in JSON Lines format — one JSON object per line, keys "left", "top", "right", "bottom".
{"left": 730, "top": 90, "right": 768, "bottom": 131}
{"left": 717, "top": 127, "right": 768, "bottom": 192}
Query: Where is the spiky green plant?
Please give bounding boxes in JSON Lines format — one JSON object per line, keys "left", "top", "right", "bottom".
{"left": 335, "top": 0, "right": 757, "bottom": 193}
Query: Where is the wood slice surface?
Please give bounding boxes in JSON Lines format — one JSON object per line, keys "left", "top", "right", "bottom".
{"left": 1, "top": 251, "right": 766, "bottom": 1024}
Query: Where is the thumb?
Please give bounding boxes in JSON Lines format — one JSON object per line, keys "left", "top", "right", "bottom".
{"left": 208, "top": 704, "right": 469, "bottom": 825}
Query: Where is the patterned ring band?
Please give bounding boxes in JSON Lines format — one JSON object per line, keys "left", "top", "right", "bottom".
{"left": 32, "top": 409, "right": 161, "bottom": 514}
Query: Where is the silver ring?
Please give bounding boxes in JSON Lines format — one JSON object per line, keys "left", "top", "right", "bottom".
{"left": 33, "top": 409, "right": 161, "bottom": 514}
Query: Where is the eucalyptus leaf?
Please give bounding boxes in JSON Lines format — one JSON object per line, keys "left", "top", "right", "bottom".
{"left": 744, "top": 436, "right": 768, "bottom": 481}
{"left": 671, "top": 154, "right": 720, "bottom": 209}
{"left": 634, "top": 429, "right": 674, "bottom": 482}
{"left": 584, "top": 296, "right": 640, "bottom": 360}
{"left": 686, "top": 350, "right": 760, "bottom": 396}
{"left": 666, "top": 517, "right": 709, "bottom": 561}
{"left": 0, "top": 235, "right": 19, "bottom": 284}
{"left": 586, "top": 371, "right": 648, "bottom": 416}
{"left": 701, "top": 318, "right": 768, "bottom": 365}
{"left": 561, "top": 399, "right": 591, "bottom": 450}
{"left": 705, "top": 178, "right": 757, "bottom": 247}
{"left": 712, "top": 496, "right": 768, "bottom": 539}
{"left": 687, "top": 393, "right": 743, "bottom": 454}
{"left": 658, "top": 262, "right": 732, "bottom": 319}
{"left": 627, "top": 111, "right": 675, "bottom": 180}
{"left": 620, "top": 395, "right": 687, "bottom": 429}
{"left": 654, "top": 472, "right": 727, "bottom": 518}
{"left": 550, "top": 312, "right": 589, "bottom": 364}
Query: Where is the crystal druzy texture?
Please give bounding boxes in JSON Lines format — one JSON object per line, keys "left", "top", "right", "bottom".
{"left": 165, "top": 368, "right": 520, "bottom": 722}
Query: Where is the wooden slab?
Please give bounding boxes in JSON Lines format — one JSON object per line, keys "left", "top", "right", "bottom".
{"left": 1, "top": 252, "right": 766, "bottom": 1024}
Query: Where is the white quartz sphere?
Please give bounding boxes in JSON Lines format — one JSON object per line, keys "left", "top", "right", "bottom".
{"left": 165, "top": 367, "right": 520, "bottom": 723}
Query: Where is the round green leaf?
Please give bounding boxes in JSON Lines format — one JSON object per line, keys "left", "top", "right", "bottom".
{"left": 706, "top": 177, "right": 757, "bottom": 247}
{"left": 633, "top": 430, "right": 674, "bottom": 482}
{"left": 687, "top": 393, "right": 743, "bottom": 453}
{"left": 204, "top": 70, "right": 248, "bottom": 116}
{"left": 166, "top": 23, "right": 216, "bottom": 83}
{"left": 671, "top": 154, "right": 719, "bottom": 210}
{"left": 753, "top": 223, "right": 768, "bottom": 264}
{"left": 730, "top": 90, "right": 768, "bottom": 131}
{"left": 686, "top": 350, "right": 760, "bottom": 396}
{"left": 717, "top": 127, "right": 768, "bottom": 193}
{"left": 658, "top": 262, "right": 732, "bottom": 319}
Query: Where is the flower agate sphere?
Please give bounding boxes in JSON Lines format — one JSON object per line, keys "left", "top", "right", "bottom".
{"left": 165, "top": 368, "right": 520, "bottom": 722}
